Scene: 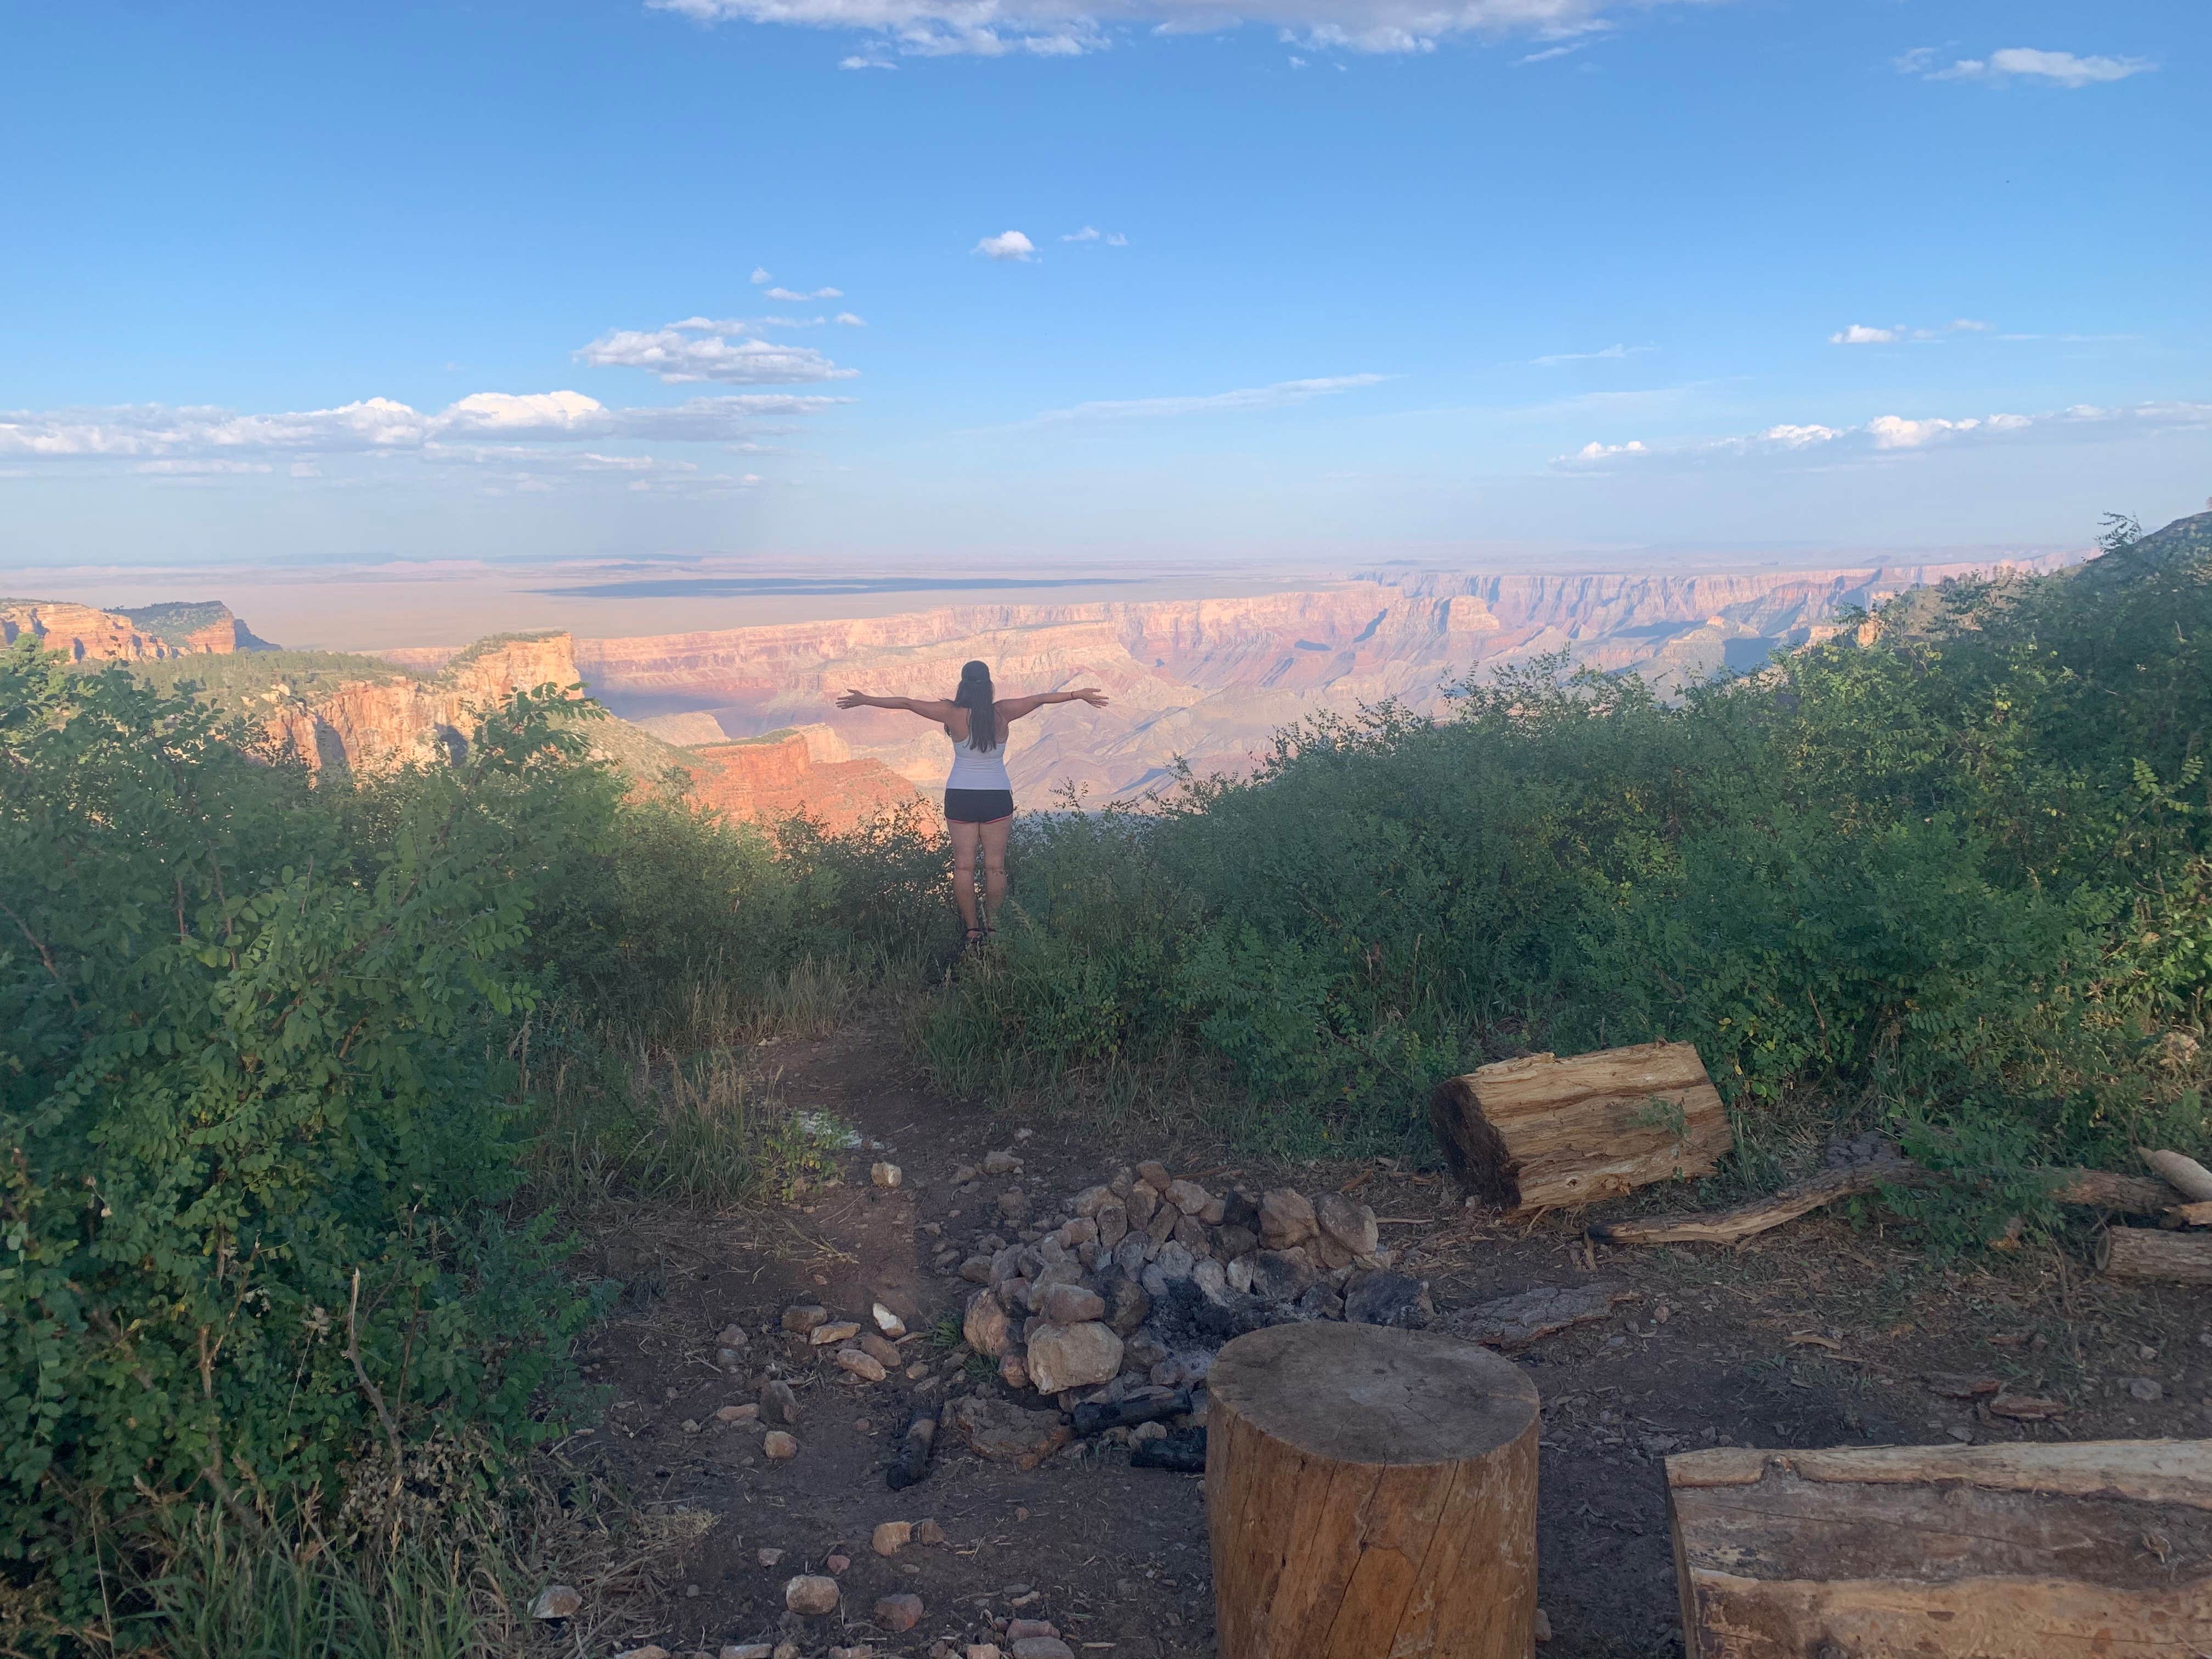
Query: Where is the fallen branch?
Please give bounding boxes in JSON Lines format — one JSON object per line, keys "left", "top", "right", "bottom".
{"left": 1590, "top": 1154, "right": 2187, "bottom": 1248}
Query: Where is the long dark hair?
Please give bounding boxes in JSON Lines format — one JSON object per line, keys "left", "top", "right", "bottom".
{"left": 952, "top": 659, "right": 998, "bottom": 752}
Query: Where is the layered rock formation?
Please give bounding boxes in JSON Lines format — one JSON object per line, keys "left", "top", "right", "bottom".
{"left": 680, "top": 726, "right": 925, "bottom": 831}
{"left": 263, "top": 633, "right": 586, "bottom": 773}
{"left": 572, "top": 551, "right": 2081, "bottom": 803}
{"left": 1, "top": 598, "right": 269, "bottom": 661}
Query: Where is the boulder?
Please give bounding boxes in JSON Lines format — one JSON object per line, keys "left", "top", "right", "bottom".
{"left": 1250, "top": 1248, "right": 1317, "bottom": 1302}
{"left": 1101, "top": 1273, "right": 1151, "bottom": 1335}
{"left": 1024, "top": 1321, "right": 1125, "bottom": 1393}
{"left": 785, "top": 1575, "right": 840, "bottom": 1615}
{"left": 945, "top": 1393, "right": 1071, "bottom": 1467}
{"left": 1164, "top": 1178, "right": 1211, "bottom": 1215}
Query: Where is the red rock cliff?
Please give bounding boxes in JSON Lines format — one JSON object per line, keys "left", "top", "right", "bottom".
{"left": 263, "top": 633, "right": 584, "bottom": 774}
{"left": 680, "top": 727, "right": 924, "bottom": 831}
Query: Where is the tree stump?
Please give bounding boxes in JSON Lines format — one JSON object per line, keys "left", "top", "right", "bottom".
{"left": 1430, "top": 1040, "right": 1732, "bottom": 1214}
{"left": 1206, "top": 1322, "right": 1539, "bottom": 1659}
{"left": 1667, "top": 1441, "right": 2212, "bottom": 1657}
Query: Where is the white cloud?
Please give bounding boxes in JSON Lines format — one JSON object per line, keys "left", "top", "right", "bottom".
{"left": 0, "top": 390, "right": 850, "bottom": 462}
{"left": 834, "top": 312, "right": 867, "bottom": 326}
{"left": 576, "top": 326, "right": 857, "bottom": 383}
{"left": 1028, "top": 373, "right": 1387, "bottom": 423}
{"left": 751, "top": 266, "right": 772, "bottom": 284}
{"left": 1532, "top": 342, "right": 1648, "bottom": 365}
{"left": 975, "top": 229, "right": 1038, "bottom": 261}
{"left": 1556, "top": 400, "right": 2211, "bottom": 470}
{"left": 764, "top": 285, "right": 844, "bottom": 300}
{"left": 649, "top": 0, "right": 1679, "bottom": 58}
{"left": 1515, "top": 42, "right": 1582, "bottom": 63}
{"left": 1830, "top": 318, "right": 1999, "bottom": 345}
{"left": 1063, "top": 225, "right": 1101, "bottom": 242}
{"left": 840, "top": 52, "right": 896, "bottom": 65}
{"left": 1902, "top": 45, "right": 2155, "bottom": 87}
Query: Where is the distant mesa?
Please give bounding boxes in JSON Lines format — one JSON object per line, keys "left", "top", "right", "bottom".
{"left": 680, "top": 725, "right": 924, "bottom": 832}
{"left": 1, "top": 598, "right": 274, "bottom": 662}
{"left": 532, "top": 575, "right": 1144, "bottom": 600}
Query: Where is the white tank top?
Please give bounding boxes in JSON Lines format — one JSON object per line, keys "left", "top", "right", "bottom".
{"left": 946, "top": 724, "right": 1012, "bottom": 790}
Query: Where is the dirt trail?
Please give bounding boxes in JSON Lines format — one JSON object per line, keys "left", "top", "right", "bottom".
{"left": 575, "top": 1017, "right": 2212, "bottom": 1659}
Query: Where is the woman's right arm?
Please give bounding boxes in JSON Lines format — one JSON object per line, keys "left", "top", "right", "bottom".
{"left": 836, "top": 690, "right": 960, "bottom": 720}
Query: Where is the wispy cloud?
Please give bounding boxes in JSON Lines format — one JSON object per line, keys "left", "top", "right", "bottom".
{"left": 1028, "top": 373, "right": 1389, "bottom": 424}
{"left": 0, "top": 390, "right": 851, "bottom": 462}
{"left": 650, "top": 0, "right": 1703, "bottom": 60}
{"left": 1555, "top": 399, "right": 2212, "bottom": 470}
{"left": 1829, "top": 318, "right": 1993, "bottom": 345}
{"left": 975, "top": 229, "right": 1038, "bottom": 261}
{"left": 833, "top": 312, "right": 867, "bottom": 326}
{"left": 577, "top": 325, "right": 857, "bottom": 384}
{"left": 1060, "top": 225, "right": 1130, "bottom": 245}
{"left": 1897, "top": 45, "right": 2156, "bottom": 87}
{"left": 1515, "top": 42, "right": 1584, "bottom": 64}
{"left": 750, "top": 267, "right": 772, "bottom": 285}
{"left": 764, "top": 285, "right": 844, "bottom": 301}
{"left": 1532, "top": 343, "right": 1649, "bottom": 366}
{"left": 839, "top": 53, "right": 895, "bottom": 67}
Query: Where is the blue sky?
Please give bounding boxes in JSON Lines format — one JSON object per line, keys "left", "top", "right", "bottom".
{"left": 2, "top": 0, "right": 2205, "bottom": 573}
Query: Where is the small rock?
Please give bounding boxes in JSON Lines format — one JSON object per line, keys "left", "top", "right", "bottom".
{"left": 528, "top": 1584, "right": 582, "bottom": 1620}
{"left": 1001, "top": 1350, "right": 1031, "bottom": 1390}
{"left": 1314, "top": 1191, "right": 1380, "bottom": 1257}
{"left": 721, "top": 1646, "right": 774, "bottom": 1659}
{"left": 757, "top": 1547, "right": 786, "bottom": 1565}
{"left": 1009, "top": 1640, "right": 1074, "bottom": 1659}
{"left": 1073, "top": 1184, "right": 1115, "bottom": 1216}
{"left": 872, "top": 1302, "right": 908, "bottom": 1338}
{"left": 1987, "top": 1393, "right": 2067, "bottom": 1420}
{"left": 1039, "top": 1282, "right": 1107, "bottom": 1324}
{"left": 1342, "top": 1270, "right": 1433, "bottom": 1330}
{"left": 871, "top": 1161, "right": 903, "bottom": 1188}
{"left": 1250, "top": 1246, "right": 1317, "bottom": 1301}
{"left": 1096, "top": 1203, "right": 1128, "bottom": 1249}
{"left": 774, "top": 1645, "right": 801, "bottom": 1659}
{"left": 906, "top": 1361, "right": 931, "bottom": 1380}
{"left": 967, "top": 1647, "right": 1003, "bottom": 1659}
{"left": 1172, "top": 1211, "right": 1212, "bottom": 1252}
{"left": 873, "top": 1520, "right": 913, "bottom": 1555}
{"left": 1151, "top": 1350, "right": 1213, "bottom": 1389}
{"left": 854, "top": 1416, "right": 874, "bottom": 1434}
{"left": 966, "top": 1289, "right": 1014, "bottom": 1358}
{"left": 1259, "top": 1188, "right": 1318, "bottom": 1249}
{"left": 764, "top": 1430, "right": 800, "bottom": 1459}
{"left": 997, "top": 1190, "right": 1031, "bottom": 1221}
{"left": 1192, "top": 1256, "right": 1229, "bottom": 1304}
{"left": 1145, "top": 1204, "right": 1178, "bottom": 1246}
{"left": 1311, "top": 1231, "right": 1356, "bottom": 1271}
{"left": 951, "top": 1163, "right": 980, "bottom": 1183}
{"left": 1137, "top": 1161, "right": 1172, "bottom": 1190}
{"left": 2125, "top": 1375, "right": 2165, "bottom": 1402}
{"left": 1124, "top": 1330, "right": 1169, "bottom": 1371}
{"left": 1296, "top": 1282, "right": 1345, "bottom": 1321}
{"left": 944, "top": 1393, "right": 1073, "bottom": 1467}
{"left": 1006, "top": 1621, "right": 1058, "bottom": 1640}
{"left": 1652, "top": 1303, "right": 1671, "bottom": 1324}
{"left": 1026, "top": 1321, "right": 1125, "bottom": 1392}
{"left": 811, "top": 1321, "right": 862, "bottom": 1346}
{"left": 836, "top": 1347, "right": 888, "bottom": 1383}
{"left": 828, "top": 1552, "right": 851, "bottom": 1573}
{"left": 760, "top": 1379, "right": 800, "bottom": 1424}
{"left": 874, "top": 1592, "right": 925, "bottom": 1633}
{"left": 680, "top": 1418, "right": 702, "bottom": 1434}
{"left": 616, "top": 1646, "right": 670, "bottom": 1659}
{"left": 1154, "top": 1240, "right": 1195, "bottom": 1283}
{"left": 983, "top": 1150, "right": 1022, "bottom": 1175}
{"left": 1127, "top": 1184, "right": 1160, "bottom": 1226}
{"left": 782, "top": 1304, "right": 830, "bottom": 1334}
{"left": 1165, "top": 1178, "right": 1211, "bottom": 1215}
{"left": 827, "top": 1647, "right": 874, "bottom": 1659}
{"left": 717, "top": 1323, "right": 750, "bottom": 1348}
{"left": 1214, "top": 1223, "right": 1257, "bottom": 1259}
{"left": 716, "top": 1346, "right": 749, "bottom": 1371}
{"left": 1534, "top": 1607, "right": 1554, "bottom": 1643}
{"left": 859, "top": 1330, "right": 902, "bottom": 1368}
{"left": 1058, "top": 1216, "right": 1098, "bottom": 1248}
{"left": 785, "top": 1575, "right": 840, "bottom": 1615}
{"left": 1226, "top": 1255, "right": 1255, "bottom": 1294}
{"left": 961, "top": 1256, "right": 995, "bottom": 1283}
{"left": 918, "top": 1517, "right": 946, "bottom": 1544}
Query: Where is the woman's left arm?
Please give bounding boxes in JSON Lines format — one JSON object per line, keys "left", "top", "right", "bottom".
{"left": 998, "top": 687, "right": 1110, "bottom": 722}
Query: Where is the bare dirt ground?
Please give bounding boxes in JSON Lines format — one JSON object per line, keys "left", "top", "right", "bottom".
{"left": 565, "top": 1015, "right": 2212, "bottom": 1659}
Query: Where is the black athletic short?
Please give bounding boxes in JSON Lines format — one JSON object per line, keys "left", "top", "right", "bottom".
{"left": 944, "top": 788, "right": 1015, "bottom": 825}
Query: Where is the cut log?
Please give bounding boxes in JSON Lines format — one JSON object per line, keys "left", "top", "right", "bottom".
{"left": 2098, "top": 1224, "right": 2212, "bottom": 1283}
{"left": 1589, "top": 1149, "right": 1929, "bottom": 1246}
{"left": 2145, "top": 1147, "right": 2212, "bottom": 1202}
{"left": 1430, "top": 1040, "right": 1731, "bottom": 1215}
{"left": 1667, "top": 1440, "right": 2212, "bottom": 1658}
{"left": 1207, "top": 1322, "right": 1539, "bottom": 1659}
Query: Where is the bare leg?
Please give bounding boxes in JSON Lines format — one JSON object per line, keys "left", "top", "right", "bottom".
{"left": 980, "top": 817, "right": 1012, "bottom": 929}
{"left": 948, "top": 819, "right": 982, "bottom": 934}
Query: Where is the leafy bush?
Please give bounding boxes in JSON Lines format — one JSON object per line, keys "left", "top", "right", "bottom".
{"left": 918, "top": 511, "right": 2212, "bottom": 1176}
{"left": 0, "top": 644, "right": 947, "bottom": 1640}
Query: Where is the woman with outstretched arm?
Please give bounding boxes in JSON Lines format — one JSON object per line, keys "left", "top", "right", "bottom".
{"left": 837, "top": 661, "right": 1108, "bottom": 945}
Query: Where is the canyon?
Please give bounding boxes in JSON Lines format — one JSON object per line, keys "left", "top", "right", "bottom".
{"left": 566, "top": 554, "right": 2081, "bottom": 804}
{"left": 16, "top": 551, "right": 2081, "bottom": 825}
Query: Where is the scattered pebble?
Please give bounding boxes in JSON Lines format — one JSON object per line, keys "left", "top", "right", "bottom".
{"left": 918, "top": 1517, "right": 946, "bottom": 1544}
{"left": 872, "top": 1161, "right": 904, "bottom": 1188}
{"left": 781, "top": 1305, "right": 830, "bottom": 1334}
{"left": 828, "top": 1552, "right": 852, "bottom": 1574}
{"left": 716, "top": 1403, "right": 759, "bottom": 1423}
{"left": 720, "top": 1645, "right": 773, "bottom": 1659}
{"left": 873, "top": 1302, "right": 907, "bottom": 1337}
{"left": 1534, "top": 1607, "right": 1554, "bottom": 1643}
{"left": 2125, "top": 1375, "right": 2165, "bottom": 1402}
{"left": 764, "top": 1430, "right": 799, "bottom": 1459}
{"left": 528, "top": 1584, "right": 581, "bottom": 1620}
{"left": 757, "top": 1548, "right": 786, "bottom": 1566}
{"left": 785, "top": 1575, "right": 840, "bottom": 1616}
{"left": 873, "top": 1520, "right": 913, "bottom": 1556}
{"left": 811, "top": 1321, "right": 863, "bottom": 1346}
{"left": 874, "top": 1591, "right": 925, "bottom": 1632}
